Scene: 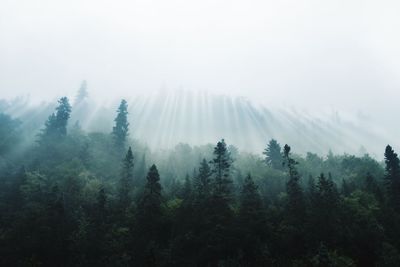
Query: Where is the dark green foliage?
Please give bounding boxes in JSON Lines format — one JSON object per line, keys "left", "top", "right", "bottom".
{"left": 384, "top": 145, "right": 400, "bottom": 211}
{"left": 309, "top": 173, "right": 341, "bottom": 247}
{"left": 133, "top": 164, "right": 165, "bottom": 266}
{"left": 40, "top": 97, "right": 72, "bottom": 141}
{"left": 211, "top": 139, "right": 233, "bottom": 199}
{"left": 118, "top": 146, "right": 134, "bottom": 210}
{"left": 237, "top": 174, "right": 269, "bottom": 266}
{"left": 283, "top": 144, "right": 306, "bottom": 224}
{"left": 1, "top": 102, "right": 400, "bottom": 267}
{"left": 194, "top": 158, "right": 212, "bottom": 198}
{"left": 281, "top": 144, "right": 307, "bottom": 258}
{"left": 263, "top": 139, "right": 283, "bottom": 169}
{"left": 112, "top": 99, "right": 129, "bottom": 150}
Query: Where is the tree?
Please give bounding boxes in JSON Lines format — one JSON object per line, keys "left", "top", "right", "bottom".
{"left": 283, "top": 144, "right": 306, "bottom": 223}
{"left": 194, "top": 158, "right": 212, "bottom": 199}
{"left": 263, "top": 139, "right": 283, "bottom": 169}
{"left": 0, "top": 113, "right": 21, "bottom": 156}
{"left": 199, "top": 139, "right": 235, "bottom": 265}
{"left": 309, "top": 173, "right": 340, "bottom": 247}
{"left": 74, "top": 80, "right": 89, "bottom": 105}
{"left": 384, "top": 145, "right": 400, "bottom": 211}
{"left": 134, "top": 164, "right": 164, "bottom": 266}
{"left": 40, "top": 97, "right": 72, "bottom": 140}
{"left": 118, "top": 146, "right": 134, "bottom": 210}
{"left": 237, "top": 174, "right": 268, "bottom": 265}
{"left": 282, "top": 144, "right": 306, "bottom": 258}
{"left": 210, "top": 139, "right": 233, "bottom": 199}
{"left": 112, "top": 99, "right": 129, "bottom": 150}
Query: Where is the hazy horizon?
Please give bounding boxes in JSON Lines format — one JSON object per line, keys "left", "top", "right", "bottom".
{"left": 1, "top": 1, "right": 400, "bottom": 110}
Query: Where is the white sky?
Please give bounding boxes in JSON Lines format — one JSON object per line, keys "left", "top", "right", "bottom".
{"left": 1, "top": 0, "right": 400, "bottom": 115}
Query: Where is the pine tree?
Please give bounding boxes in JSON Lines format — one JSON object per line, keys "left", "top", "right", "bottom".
{"left": 365, "top": 173, "right": 383, "bottom": 203}
{"left": 310, "top": 173, "right": 340, "bottom": 247}
{"left": 282, "top": 144, "right": 306, "bottom": 258}
{"left": 210, "top": 139, "right": 233, "bottom": 199}
{"left": 194, "top": 158, "right": 212, "bottom": 199}
{"left": 74, "top": 80, "right": 89, "bottom": 105}
{"left": 263, "top": 139, "right": 283, "bottom": 169}
{"left": 134, "top": 164, "right": 164, "bottom": 266}
{"left": 384, "top": 145, "right": 400, "bottom": 211}
{"left": 112, "top": 99, "right": 129, "bottom": 150}
{"left": 41, "top": 97, "right": 72, "bottom": 141}
{"left": 237, "top": 174, "right": 268, "bottom": 265}
{"left": 118, "top": 146, "right": 134, "bottom": 210}
{"left": 283, "top": 144, "right": 305, "bottom": 223}
{"left": 200, "top": 139, "right": 235, "bottom": 264}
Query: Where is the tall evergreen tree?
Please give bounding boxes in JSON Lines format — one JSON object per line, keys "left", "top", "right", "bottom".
{"left": 41, "top": 97, "right": 72, "bottom": 140}
{"left": 211, "top": 139, "right": 233, "bottom": 199}
{"left": 134, "top": 164, "right": 164, "bottom": 266}
{"left": 118, "top": 146, "right": 134, "bottom": 210}
{"left": 237, "top": 174, "right": 268, "bottom": 265}
{"left": 74, "top": 80, "right": 89, "bottom": 105}
{"left": 384, "top": 145, "right": 400, "bottom": 211}
{"left": 282, "top": 144, "right": 306, "bottom": 258}
{"left": 283, "top": 144, "right": 306, "bottom": 223}
{"left": 112, "top": 99, "right": 129, "bottom": 150}
{"left": 310, "top": 173, "right": 340, "bottom": 247}
{"left": 200, "top": 139, "right": 235, "bottom": 265}
{"left": 194, "top": 158, "right": 212, "bottom": 199}
{"left": 263, "top": 139, "right": 283, "bottom": 169}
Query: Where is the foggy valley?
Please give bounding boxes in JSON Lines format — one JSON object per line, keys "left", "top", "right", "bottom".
{"left": 1, "top": 0, "right": 400, "bottom": 266}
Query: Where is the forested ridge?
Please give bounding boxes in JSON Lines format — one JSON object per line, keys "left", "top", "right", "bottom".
{"left": 1, "top": 97, "right": 400, "bottom": 267}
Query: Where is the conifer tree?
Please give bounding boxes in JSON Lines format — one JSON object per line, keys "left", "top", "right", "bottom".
{"left": 237, "top": 174, "right": 268, "bottom": 265}
{"left": 310, "top": 173, "right": 340, "bottom": 246}
{"left": 118, "top": 146, "right": 134, "bottom": 210}
{"left": 41, "top": 97, "right": 72, "bottom": 140}
{"left": 194, "top": 158, "right": 212, "bottom": 199}
{"left": 74, "top": 80, "right": 88, "bottom": 105}
{"left": 283, "top": 144, "right": 305, "bottom": 223}
{"left": 112, "top": 99, "right": 129, "bottom": 150}
{"left": 384, "top": 145, "right": 400, "bottom": 211}
{"left": 134, "top": 164, "right": 164, "bottom": 266}
{"left": 263, "top": 139, "right": 283, "bottom": 169}
{"left": 282, "top": 144, "right": 306, "bottom": 258}
{"left": 211, "top": 139, "right": 233, "bottom": 199}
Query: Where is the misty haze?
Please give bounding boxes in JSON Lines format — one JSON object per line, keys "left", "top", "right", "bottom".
{"left": 1, "top": 1, "right": 400, "bottom": 266}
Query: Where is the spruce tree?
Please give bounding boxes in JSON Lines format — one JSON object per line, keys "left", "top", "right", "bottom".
{"left": 211, "top": 139, "right": 233, "bottom": 199}
{"left": 283, "top": 144, "right": 305, "bottom": 223}
{"left": 237, "top": 174, "right": 268, "bottom": 265}
{"left": 384, "top": 145, "right": 400, "bottom": 211}
{"left": 201, "top": 139, "right": 235, "bottom": 264}
{"left": 310, "top": 173, "right": 340, "bottom": 247}
{"left": 112, "top": 99, "right": 129, "bottom": 150}
{"left": 134, "top": 164, "right": 164, "bottom": 266}
{"left": 194, "top": 158, "right": 212, "bottom": 199}
{"left": 118, "top": 146, "right": 134, "bottom": 210}
{"left": 263, "top": 139, "right": 283, "bottom": 169}
{"left": 41, "top": 97, "right": 72, "bottom": 140}
{"left": 282, "top": 144, "right": 306, "bottom": 258}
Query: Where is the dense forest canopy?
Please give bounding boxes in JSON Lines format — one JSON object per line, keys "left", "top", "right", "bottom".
{"left": 1, "top": 95, "right": 400, "bottom": 267}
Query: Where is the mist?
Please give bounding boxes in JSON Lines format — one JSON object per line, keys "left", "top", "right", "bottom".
{"left": 1, "top": 0, "right": 400, "bottom": 156}
{"left": 3, "top": 1, "right": 400, "bottom": 266}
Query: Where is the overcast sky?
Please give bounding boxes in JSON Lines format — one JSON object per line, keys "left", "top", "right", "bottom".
{"left": 1, "top": 0, "right": 400, "bottom": 115}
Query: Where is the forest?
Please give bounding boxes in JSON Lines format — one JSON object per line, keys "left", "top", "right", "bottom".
{"left": 1, "top": 96, "right": 400, "bottom": 267}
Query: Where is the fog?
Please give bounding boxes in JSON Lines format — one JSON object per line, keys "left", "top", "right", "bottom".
{"left": 1, "top": 0, "right": 400, "bottom": 155}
